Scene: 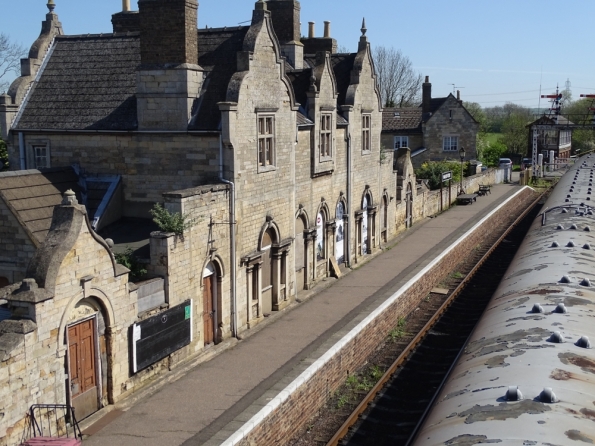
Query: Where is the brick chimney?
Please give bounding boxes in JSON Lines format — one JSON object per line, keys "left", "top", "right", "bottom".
{"left": 422, "top": 76, "right": 431, "bottom": 114}
{"left": 136, "top": 0, "right": 202, "bottom": 130}
{"left": 302, "top": 20, "right": 337, "bottom": 55}
{"left": 112, "top": 0, "right": 139, "bottom": 33}
{"left": 138, "top": 0, "right": 198, "bottom": 66}
{"left": 267, "top": 0, "right": 303, "bottom": 69}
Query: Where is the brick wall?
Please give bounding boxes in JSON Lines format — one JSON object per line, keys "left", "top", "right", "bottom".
{"left": 222, "top": 186, "right": 537, "bottom": 446}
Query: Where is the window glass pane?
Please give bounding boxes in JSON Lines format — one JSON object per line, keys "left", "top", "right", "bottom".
{"left": 316, "top": 212, "right": 324, "bottom": 261}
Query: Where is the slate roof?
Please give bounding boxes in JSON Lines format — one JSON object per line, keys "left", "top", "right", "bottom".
{"left": 382, "top": 108, "right": 423, "bottom": 132}
{"left": 529, "top": 114, "right": 575, "bottom": 127}
{"left": 189, "top": 26, "right": 249, "bottom": 130}
{"left": 16, "top": 34, "right": 140, "bottom": 131}
{"left": 330, "top": 54, "right": 356, "bottom": 108}
{"left": 0, "top": 167, "right": 81, "bottom": 243}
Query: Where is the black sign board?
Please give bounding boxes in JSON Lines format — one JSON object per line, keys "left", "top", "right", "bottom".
{"left": 131, "top": 300, "right": 192, "bottom": 373}
{"left": 442, "top": 171, "right": 453, "bottom": 182}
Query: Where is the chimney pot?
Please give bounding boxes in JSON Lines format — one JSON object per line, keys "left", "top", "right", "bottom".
{"left": 425, "top": 75, "right": 429, "bottom": 83}
{"left": 122, "top": 0, "right": 130, "bottom": 12}
{"left": 324, "top": 21, "right": 331, "bottom": 38}
{"left": 457, "top": 90, "right": 460, "bottom": 100}
{"left": 309, "top": 21, "right": 315, "bottom": 38}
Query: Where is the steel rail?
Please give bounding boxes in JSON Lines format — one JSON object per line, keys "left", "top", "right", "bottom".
{"left": 326, "top": 190, "right": 546, "bottom": 446}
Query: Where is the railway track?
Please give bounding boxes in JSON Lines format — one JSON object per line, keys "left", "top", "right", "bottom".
{"left": 326, "top": 194, "right": 544, "bottom": 446}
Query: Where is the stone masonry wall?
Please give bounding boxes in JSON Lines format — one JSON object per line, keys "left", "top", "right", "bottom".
{"left": 230, "top": 186, "right": 537, "bottom": 446}
{"left": 15, "top": 132, "right": 220, "bottom": 215}
{"left": 0, "top": 199, "right": 36, "bottom": 284}
{"left": 421, "top": 95, "right": 479, "bottom": 164}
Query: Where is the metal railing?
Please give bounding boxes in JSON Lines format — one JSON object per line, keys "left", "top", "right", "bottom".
{"left": 24, "top": 404, "right": 82, "bottom": 441}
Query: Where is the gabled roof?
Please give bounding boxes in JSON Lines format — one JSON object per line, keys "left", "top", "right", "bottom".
{"left": 16, "top": 34, "right": 140, "bottom": 131}
{"left": 0, "top": 167, "right": 81, "bottom": 243}
{"left": 189, "top": 26, "right": 250, "bottom": 130}
{"left": 529, "top": 114, "right": 575, "bottom": 127}
{"left": 382, "top": 108, "right": 423, "bottom": 132}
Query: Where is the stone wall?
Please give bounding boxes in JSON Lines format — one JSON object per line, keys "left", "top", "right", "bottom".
{"left": 221, "top": 186, "right": 537, "bottom": 446}
{"left": 11, "top": 132, "right": 220, "bottom": 216}
{"left": 421, "top": 95, "right": 478, "bottom": 164}
{"left": 0, "top": 199, "right": 36, "bottom": 284}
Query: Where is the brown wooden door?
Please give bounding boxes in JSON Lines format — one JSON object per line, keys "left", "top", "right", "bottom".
{"left": 203, "top": 275, "right": 214, "bottom": 345}
{"left": 68, "top": 318, "right": 98, "bottom": 420}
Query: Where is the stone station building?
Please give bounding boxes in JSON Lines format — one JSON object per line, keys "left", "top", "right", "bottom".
{"left": 0, "top": 0, "right": 426, "bottom": 442}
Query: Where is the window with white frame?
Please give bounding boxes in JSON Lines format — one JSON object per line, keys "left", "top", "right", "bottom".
{"left": 27, "top": 141, "right": 51, "bottom": 169}
{"left": 443, "top": 136, "right": 459, "bottom": 152}
{"left": 362, "top": 114, "right": 371, "bottom": 152}
{"left": 394, "top": 136, "right": 408, "bottom": 149}
{"left": 258, "top": 115, "right": 275, "bottom": 169}
{"left": 320, "top": 113, "right": 332, "bottom": 159}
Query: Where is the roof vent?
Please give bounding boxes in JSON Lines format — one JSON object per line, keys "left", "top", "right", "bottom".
{"left": 562, "top": 209, "right": 568, "bottom": 214}
{"left": 565, "top": 199, "right": 570, "bottom": 203}
{"left": 560, "top": 275, "right": 571, "bottom": 284}
{"left": 556, "top": 224, "right": 565, "bottom": 230}
{"left": 554, "top": 303, "right": 568, "bottom": 314}
{"left": 549, "top": 331, "right": 564, "bottom": 343}
{"left": 566, "top": 241, "right": 576, "bottom": 247}
{"left": 539, "top": 388, "right": 558, "bottom": 403}
{"left": 532, "top": 303, "right": 544, "bottom": 313}
{"left": 567, "top": 195, "right": 572, "bottom": 198}
{"left": 570, "top": 224, "right": 578, "bottom": 230}
{"left": 576, "top": 336, "right": 591, "bottom": 349}
{"left": 580, "top": 278, "right": 591, "bottom": 287}
{"left": 505, "top": 386, "right": 523, "bottom": 401}
{"left": 583, "top": 243, "right": 591, "bottom": 250}
{"left": 551, "top": 241, "right": 560, "bottom": 248}
{"left": 585, "top": 226, "right": 592, "bottom": 232}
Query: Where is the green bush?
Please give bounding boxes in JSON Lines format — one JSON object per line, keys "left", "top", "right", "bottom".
{"left": 415, "top": 160, "right": 466, "bottom": 190}
{"left": 149, "top": 203, "right": 197, "bottom": 235}
{"left": 114, "top": 248, "right": 147, "bottom": 281}
{"left": 481, "top": 140, "right": 507, "bottom": 167}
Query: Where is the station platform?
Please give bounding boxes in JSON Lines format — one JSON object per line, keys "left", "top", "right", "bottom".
{"left": 81, "top": 181, "right": 527, "bottom": 446}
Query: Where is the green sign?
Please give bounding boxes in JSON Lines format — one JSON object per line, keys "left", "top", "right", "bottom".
{"left": 185, "top": 305, "right": 191, "bottom": 320}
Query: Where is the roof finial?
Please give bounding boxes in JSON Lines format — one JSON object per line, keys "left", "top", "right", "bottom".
{"left": 361, "top": 18, "right": 367, "bottom": 36}
{"left": 47, "top": 0, "right": 56, "bottom": 13}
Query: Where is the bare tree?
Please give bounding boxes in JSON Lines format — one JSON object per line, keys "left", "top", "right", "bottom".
{"left": 0, "top": 33, "right": 26, "bottom": 94}
{"left": 373, "top": 45, "right": 422, "bottom": 108}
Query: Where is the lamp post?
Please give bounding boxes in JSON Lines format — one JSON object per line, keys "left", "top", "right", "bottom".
{"left": 459, "top": 146, "right": 466, "bottom": 195}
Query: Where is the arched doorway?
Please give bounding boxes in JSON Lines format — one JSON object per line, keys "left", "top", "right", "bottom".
{"left": 261, "top": 229, "right": 275, "bottom": 315}
{"left": 295, "top": 216, "right": 306, "bottom": 293}
{"left": 66, "top": 298, "right": 107, "bottom": 421}
{"left": 381, "top": 194, "right": 388, "bottom": 242}
{"left": 335, "top": 202, "right": 346, "bottom": 264}
{"left": 361, "top": 195, "right": 369, "bottom": 255}
{"left": 406, "top": 183, "right": 413, "bottom": 228}
{"left": 203, "top": 262, "right": 217, "bottom": 345}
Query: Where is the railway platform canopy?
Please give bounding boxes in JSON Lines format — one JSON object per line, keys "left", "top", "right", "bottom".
{"left": 80, "top": 179, "right": 528, "bottom": 446}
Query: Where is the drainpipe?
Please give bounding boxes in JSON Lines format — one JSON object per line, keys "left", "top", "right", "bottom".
{"left": 346, "top": 127, "right": 352, "bottom": 268}
{"left": 19, "top": 132, "right": 25, "bottom": 170}
{"left": 219, "top": 136, "right": 238, "bottom": 338}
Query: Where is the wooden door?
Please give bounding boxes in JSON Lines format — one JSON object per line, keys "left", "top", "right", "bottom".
{"left": 261, "top": 230, "right": 273, "bottom": 315}
{"left": 68, "top": 318, "right": 98, "bottom": 420}
{"left": 203, "top": 275, "right": 215, "bottom": 345}
{"left": 295, "top": 218, "right": 305, "bottom": 293}
{"left": 406, "top": 185, "right": 413, "bottom": 228}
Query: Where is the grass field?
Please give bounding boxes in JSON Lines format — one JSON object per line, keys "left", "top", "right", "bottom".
{"left": 486, "top": 133, "right": 501, "bottom": 145}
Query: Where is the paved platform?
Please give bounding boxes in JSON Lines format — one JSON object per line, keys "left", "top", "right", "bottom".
{"left": 81, "top": 182, "right": 525, "bottom": 446}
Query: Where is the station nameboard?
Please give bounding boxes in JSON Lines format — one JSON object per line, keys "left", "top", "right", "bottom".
{"left": 442, "top": 171, "right": 453, "bottom": 182}
{"left": 131, "top": 300, "right": 192, "bottom": 373}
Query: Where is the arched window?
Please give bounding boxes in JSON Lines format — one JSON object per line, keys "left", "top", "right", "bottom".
{"left": 316, "top": 212, "right": 325, "bottom": 262}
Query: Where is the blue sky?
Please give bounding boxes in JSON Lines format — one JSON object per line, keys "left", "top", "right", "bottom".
{"left": 2, "top": 0, "right": 594, "bottom": 108}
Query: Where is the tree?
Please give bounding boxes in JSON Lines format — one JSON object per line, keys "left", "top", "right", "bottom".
{"left": 0, "top": 33, "right": 26, "bottom": 94}
{"left": 500, "top": 113, "right": 530, "bottom": 155}
{"left": 372, "top": 46, "right": 422, "bottom": 108}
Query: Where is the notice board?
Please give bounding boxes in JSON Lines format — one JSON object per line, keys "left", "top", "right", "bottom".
{"left": 131, "top": 300, "right": 192, "bottom": 373}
